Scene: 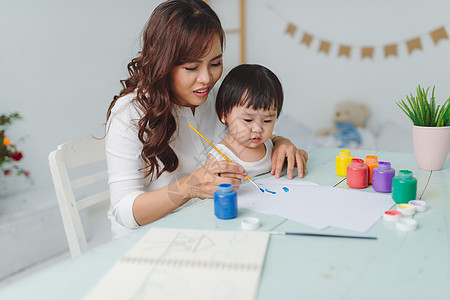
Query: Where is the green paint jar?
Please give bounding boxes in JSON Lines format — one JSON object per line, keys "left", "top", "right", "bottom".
{"left": 392, "top": 170, "right": 417, "bottom": 204}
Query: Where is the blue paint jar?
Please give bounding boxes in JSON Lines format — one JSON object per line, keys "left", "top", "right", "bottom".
{"left": 214, "top": 183, "right": 237, "bottom": 219}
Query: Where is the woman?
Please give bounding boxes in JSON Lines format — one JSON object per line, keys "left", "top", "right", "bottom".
{"left": 106, "top": 0, "right": 307, "bottom": 238}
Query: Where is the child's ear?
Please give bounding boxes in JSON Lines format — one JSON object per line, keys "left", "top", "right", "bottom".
{"left": 220, "top": 115, "right": 226, "bottom": 124}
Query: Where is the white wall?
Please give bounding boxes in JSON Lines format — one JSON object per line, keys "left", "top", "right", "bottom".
{"left": 1, "top": 0, "right": 160, "bottom": 190}
{"left": 246, "top": 0, "right": 450, "bottom": 133}
{"left": 1, "top": 0, "right": 450, "bottom": 192}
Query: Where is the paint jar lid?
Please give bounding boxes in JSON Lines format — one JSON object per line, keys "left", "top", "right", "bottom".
{"left": 398, "top": 170, "right": 413, "bottom": 179}
{"left": 351, "top": 158, "right": 364, "bottom": 164}
{"left": 218, "top": 183, "right": 233, "bottom": 193}
{"left": 397, "top": 204, "right": 416, "bottom": 215}
{"left": 397, "top": 218, "right": 418, "bottom": 231}
{"left": 377, "top": 161, "right": 392, "bottom": 169}
{"left": 365, "top": 155, "right": 378, "bottom": 163}
{"left": 383, "top": 210, "right": 402, "bottom": 222}
{"left": 408, "top": 200, "right": 428, "bottom": 212}
{"left": 241, "top": 217, "right": 260, "bottom": 230}
{"left": 339, "top": 150, "right": 352, "bottom": 157}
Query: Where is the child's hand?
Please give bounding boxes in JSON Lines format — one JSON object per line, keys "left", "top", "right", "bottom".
{"left": 271, "top": 137, "right": 308, "bottom": 179}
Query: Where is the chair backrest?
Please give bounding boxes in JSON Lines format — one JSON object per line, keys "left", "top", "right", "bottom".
{"left": 48, "top": 138, "right": 110, "bottom": 257}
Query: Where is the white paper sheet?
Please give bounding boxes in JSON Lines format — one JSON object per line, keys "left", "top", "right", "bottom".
{"left": 84, "top": 228, "right": 270, "bottom": 300}
{"left": 239, "top": 176, "right": 395, "bottom": 232}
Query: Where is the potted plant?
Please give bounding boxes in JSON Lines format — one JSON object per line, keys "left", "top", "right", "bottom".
{"left": 1, "top": 112, "right": 31, "bottom": 197}
{"left": 396, "top": 85, "right": 450, "bottom": 170}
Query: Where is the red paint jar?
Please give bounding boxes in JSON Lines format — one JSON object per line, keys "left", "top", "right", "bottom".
{"left": 347, "top": 158, "right": 369, "bottom": 189}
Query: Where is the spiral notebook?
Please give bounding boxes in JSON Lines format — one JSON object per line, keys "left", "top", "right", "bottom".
{"left": 84, "top": 227, "right": 270, "bottom": 300}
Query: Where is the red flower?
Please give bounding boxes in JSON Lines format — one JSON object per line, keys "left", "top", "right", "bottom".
{"left": 4, "top": 169, "right": 12, "bottom": 176}
{"left": 24, "top": 171, "right": 30, "bottom": 177}
{"left": 11, "top": 152, "right": 23, "bottom": 161}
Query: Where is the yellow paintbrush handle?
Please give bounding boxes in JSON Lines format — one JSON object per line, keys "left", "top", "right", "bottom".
{"left": 188, "top": 124, "right": 263, "bottom": 192}
{"left": 188, "top": 124, "right": 231, "bottom": 162}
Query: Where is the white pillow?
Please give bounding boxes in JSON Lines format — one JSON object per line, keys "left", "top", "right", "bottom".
{"left": 275, "top": 114, "right": 315, "bottom": 151}
{"left": 376, "top": 121, "right": 413, "bottom": 153}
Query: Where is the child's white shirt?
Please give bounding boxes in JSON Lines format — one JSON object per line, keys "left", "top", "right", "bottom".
{"left": 208, "top": 140, "right": 273, "bottom": 178}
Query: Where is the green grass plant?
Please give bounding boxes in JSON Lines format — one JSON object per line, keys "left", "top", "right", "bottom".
{"left": 397, "top": 85, "right": 450, "bottom": 127}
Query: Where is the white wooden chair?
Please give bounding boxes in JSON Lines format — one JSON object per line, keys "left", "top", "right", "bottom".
{"left": 48, "top": 138, "right": 110, "bottom": 257}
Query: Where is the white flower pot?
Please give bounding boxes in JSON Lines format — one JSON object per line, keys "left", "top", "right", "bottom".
{"left": 412, "top": 125, "right": 450, "bottom": 170}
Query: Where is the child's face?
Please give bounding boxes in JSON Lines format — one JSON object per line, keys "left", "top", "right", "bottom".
{"left": 222, "top": 105, "right": 277, "bottom": 148}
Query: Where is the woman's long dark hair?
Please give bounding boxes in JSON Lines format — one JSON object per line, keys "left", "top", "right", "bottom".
{"left": 107, "top": 0, "right": 224, "bottom": 179}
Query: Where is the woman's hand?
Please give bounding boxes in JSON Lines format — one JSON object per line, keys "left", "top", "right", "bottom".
{"left": 181, "top": 155, "right": 247, "bottom": 200}
{"left": 134, "top": 156, "right": 246, "bottom": 225}
{"left": 271, "top": 136, "right": 308, "bottom": 179}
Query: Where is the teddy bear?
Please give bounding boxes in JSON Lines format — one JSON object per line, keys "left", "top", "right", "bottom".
{"left": 315, "top": 100, "right": 371, "bottom": 148}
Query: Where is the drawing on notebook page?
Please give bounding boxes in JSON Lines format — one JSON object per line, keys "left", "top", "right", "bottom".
{"left": 136, "top": 232, "right": 216, "bottom": 253}
{"left": 84, "top": 228, "right": 270, "bottom": 300}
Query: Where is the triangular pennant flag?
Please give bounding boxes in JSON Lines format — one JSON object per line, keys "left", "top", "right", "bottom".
{"left": 300, "top": 32, "right": 313, "bottom": 47}
{"left": 430, "top": 27, "right": 449, "bottom": 45}
{"left": 318, "top": 40, "right": 331, "bottom": 54}
{"left": 384, "top": 44, "right": 398, "bottom": 58}
{"left": 285, "top": 23, "right": 297, "bottom": 37}
{"left": 338, "top": 45, "right": 351, "bottom": 58}
{"left": 361, "top": 47, "right": 374, "bottom": 59}
{"left": 406, "top": 37, "right": 422, "bottom": 54}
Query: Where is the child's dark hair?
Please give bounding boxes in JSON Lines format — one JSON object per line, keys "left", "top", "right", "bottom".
{"left": 216, "top": 64, "right": 283, "bottom": 123}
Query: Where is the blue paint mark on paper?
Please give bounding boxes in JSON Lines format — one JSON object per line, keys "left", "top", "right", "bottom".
{"left": 265, "top": 188, "right": 276, "bottom": 194}
{"left": 282, "top": 186, "right": 289, "bottom": 192}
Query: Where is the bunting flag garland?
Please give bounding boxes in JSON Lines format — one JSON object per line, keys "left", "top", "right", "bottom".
{"left": 430, "top": 27, "right": 448, "bottom": 44}
{"left": 318, "top": 40, "right": 331, "bottom": 54}
{"left": 284, "top": 23, "right": 297, "bottom": 37}
{"left": 338, "top": 45, "right": 351, "bottom": 58}
{"left": 361, "top": 47, "right": 374, "bottom": 59}
{"left": 300, "top": 32, "right": 313, "bottom": 47}
{"left": 271, "top": 4, "right": 449, "bottom": 60}
{"left": 406, "top": 37, "right": 422, "bottom": 54}
{"left": 384, "top": 44, "right": 398, "bottom": 58}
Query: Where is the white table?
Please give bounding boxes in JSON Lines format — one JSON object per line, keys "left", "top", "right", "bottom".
{"left": 0, "top": 147, "right": 449, "bottom": 300}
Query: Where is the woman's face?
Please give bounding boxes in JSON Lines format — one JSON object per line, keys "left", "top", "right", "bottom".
{"left": 169, "top": 35, "right": 223, "bottom": 109}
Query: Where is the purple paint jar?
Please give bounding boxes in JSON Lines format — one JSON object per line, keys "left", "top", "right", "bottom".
{"left": 372, "top": 161, "right": 395, "bottom": 193}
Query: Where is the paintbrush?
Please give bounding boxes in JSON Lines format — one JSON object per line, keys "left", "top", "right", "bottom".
{"left": 188, "top": 124, "right": 264, "bottom": 193}
{"left": 270, "top": 231, "right": 377, "bottom": 240}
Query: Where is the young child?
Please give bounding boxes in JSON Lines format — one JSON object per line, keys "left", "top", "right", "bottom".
{"left": 208, "top": 64, "right": 283, "bottom": 178}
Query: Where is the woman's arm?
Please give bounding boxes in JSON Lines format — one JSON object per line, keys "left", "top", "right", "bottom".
{"left": 107, "top": 96, "right": 246, "bottom": 228}
{"left": 271, "top": 135, "right": 308, "bottom": 179}
{"left": 132, "top": 155, "right": 246, "bottom": 226}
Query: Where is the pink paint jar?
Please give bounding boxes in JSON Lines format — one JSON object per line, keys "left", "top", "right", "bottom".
{"left": 347, "top": 158, "right": 369, "bottom": 189}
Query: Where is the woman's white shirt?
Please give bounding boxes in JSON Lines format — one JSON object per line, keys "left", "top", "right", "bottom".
{"left": 105, "top": 91, "right": 226, "bottom": 238}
